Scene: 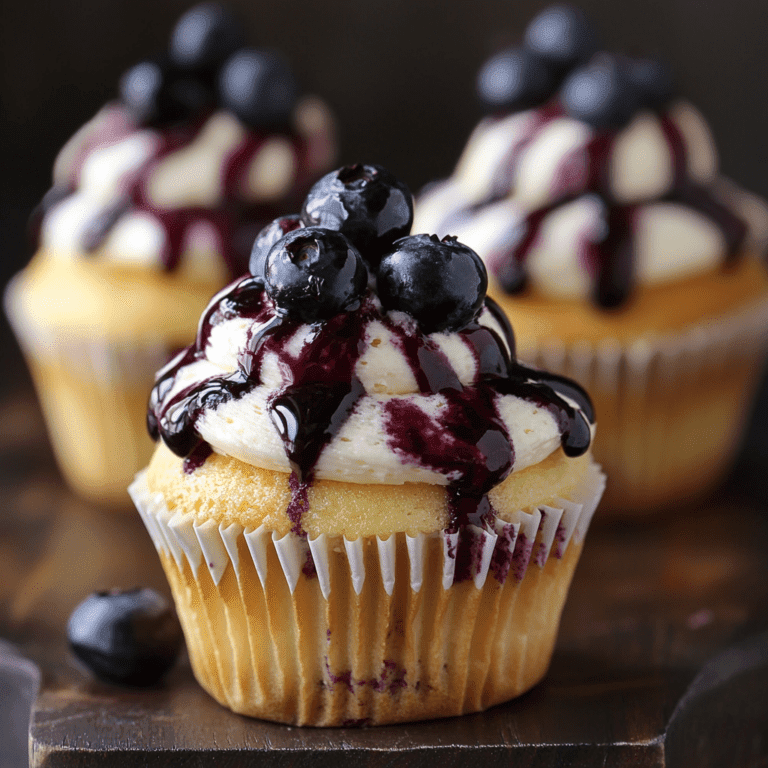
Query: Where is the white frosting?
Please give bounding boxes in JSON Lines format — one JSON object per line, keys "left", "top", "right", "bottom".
{"left": 413, "top": 99, "right": 768, "bottom": 300}
{"left": 39, "top": 100, "right": 337, "bottom": 277}
{"left": 157, "top": 302, "right": 587, "bottom": 485}
{"left": 610, "top": 111, "right": 673, "bottom": 203}
{"left": 513, "top": 119, "right": 593, "bottom": 208}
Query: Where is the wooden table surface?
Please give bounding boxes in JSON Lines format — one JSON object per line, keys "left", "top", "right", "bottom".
{"left": 1, "top": 386, "right": 767, "bottom": 767}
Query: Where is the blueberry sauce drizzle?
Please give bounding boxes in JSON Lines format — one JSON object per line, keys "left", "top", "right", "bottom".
{"left": 148, "top": 282, "right": 593, "bottom": 578}
{"left": 35, "top": 106, "right": 311, "bottom": 279}
{"left": 488, "top": 104, "right": 748, "bottom": 307}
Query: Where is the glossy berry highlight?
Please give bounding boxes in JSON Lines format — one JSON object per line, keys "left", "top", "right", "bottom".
{"left": 249, "top": 215, "right": 303, "bottom": 279}
{"left": 67, "top": 588, "right": 183, "bottom": 687}
{"left": 264, "top": 227, "right": 368, "bottom": 322}
{"left": 301, "top": 164, "right": 414, "bottom": 267}
{"left": 377, "top": 234, "right": 488, "bottom": 333}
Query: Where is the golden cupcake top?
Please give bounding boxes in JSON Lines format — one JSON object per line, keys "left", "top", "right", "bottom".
{"left": 30, "top": 3, "right": 336, "bottom": 284}
{"left": 413, "top": 4, "right": 768, "bottom": 308}
{"left": 147, "top": 163, "right": 596, "bottom": 535}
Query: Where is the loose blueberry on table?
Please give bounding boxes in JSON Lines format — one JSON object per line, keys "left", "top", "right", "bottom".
{"left": 67, "top": 588, "right": 183, "bottom": 687}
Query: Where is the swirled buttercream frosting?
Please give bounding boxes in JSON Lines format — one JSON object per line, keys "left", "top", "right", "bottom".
{"left": 147, "top": 163, "right": 595, "bottom": 534}
{"left": 413, "top": 5, "right": 768, "bottom": 307}
{"left": 31, "top": 4, "right": 336, "bottom": 283}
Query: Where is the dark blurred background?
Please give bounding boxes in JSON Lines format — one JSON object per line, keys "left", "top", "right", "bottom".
{"left": 2, "top": 0, "right": 768, "bottom": 478}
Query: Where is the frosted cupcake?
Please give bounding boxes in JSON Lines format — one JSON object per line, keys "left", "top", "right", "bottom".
{"left": 130, "top": 164, "right": 604, "bottom": 726}
{"left": 414, "top": 5, "right": 768, "bottom": 513}
{"left": 5, "top": 3, "right": 336, "bottom": 505}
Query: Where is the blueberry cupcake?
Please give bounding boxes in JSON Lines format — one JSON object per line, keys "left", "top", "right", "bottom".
{"left": 4, "top": 3, "right": 336, "bottom": 505}
{"left": 413, "top": 5, "right": 768, "bottom": 514}
{"left": 130, "top": 164, "right": 604, "bottom": 726}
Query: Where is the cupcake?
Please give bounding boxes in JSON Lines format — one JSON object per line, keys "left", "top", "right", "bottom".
{"left": 5, "top": 3, "right": 336, "bottom": 505}
{"left": 413, "top": 5, "right": 768, "bottom": 514}
{"left": 129, "top": 164, "right": 604, "bottom": 726}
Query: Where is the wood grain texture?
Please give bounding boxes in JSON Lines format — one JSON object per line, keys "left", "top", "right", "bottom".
{"left": 0, "top": 388, "right": 767, "bottom": 766}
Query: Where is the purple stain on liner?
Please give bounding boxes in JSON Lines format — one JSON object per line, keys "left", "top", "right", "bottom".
{"left": 489, "top": 521, "right": 518, "bottom": 583}
{"left": 553, "top": 521, "right": 567, "bottom": 559}
{"left": 511, "top": 532, "right": 534, "bottom": 582}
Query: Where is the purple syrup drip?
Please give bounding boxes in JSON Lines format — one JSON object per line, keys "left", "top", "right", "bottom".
{"left": 148, "top": 287, "right": 593, "bottom": 569}
{"left": 483, "top": 101, "right": 564, "bottom": 207}
{"left": 492, "top": 109, "right": 749, "bottom": 307}
{"left": 286, "top": 472, "right": 309, "bottom": 536}
{"left": 43, "top": 107, "right": 312, "bottom": 279}
{"left": 183, "top": 443, "right": 212, "bottom": 474}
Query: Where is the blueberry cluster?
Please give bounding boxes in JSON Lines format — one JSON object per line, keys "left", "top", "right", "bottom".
{"left": 476, "top": 4, "right": 674, "bottom": 129}
{"left": 118, "top": 3, "right": 297, "bottom": 129}
{"left": 249, "top": 164, "right": 487, "bottom": 332}
{"left": 67, "top": 588, "right": 183, "bottom": 687}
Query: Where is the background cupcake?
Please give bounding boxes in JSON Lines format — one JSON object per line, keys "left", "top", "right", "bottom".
{"left": 4, "top": 3, "right": 336, "bottom": 505}
{"left": 413, "top": 5, "right": 768, "bottom": 514}
{"left": 131, "top": 164, "right": 604, "bottom": 726}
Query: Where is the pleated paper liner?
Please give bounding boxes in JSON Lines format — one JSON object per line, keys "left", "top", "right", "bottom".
{"left": 129, "top": 460, "right": 605, "bottom": 726}
{"left": 517, "top": 296, "right": 768, "bottom": 515}
{"left": 5, "top": 274, "right": 172, "bottom": 506}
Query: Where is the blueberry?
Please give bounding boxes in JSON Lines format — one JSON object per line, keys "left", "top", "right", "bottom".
{"left": 169, "top": 2, "right": 246, "bottom": 74}
{"left": 218, "top": 48, "right": 298, "bottom": 129}
{"left": 630, "top": 58, "right": 675, "bottom": 110}
{"left": 476, "top": 46, "right": 559, "bottom": 112}
{"left": 264, "top": 227, "right": 368, "bottom": 322}
{"left": 67, "top": 588, "right": 183, "bottom": 687}
{"left": 119, "top": 57, "right": 213, "bottom": 126}
{"left": 561, "top": 55, "right": 640, "bottom": 129}
{"left": 523, "top": 5, "right": 599, "bottom": 72}
{"left": 301, "top": 164, "right": 414, "bottom": 267}
{"left": 377, "top": 234, "right": 487, "bottom": 333}
{"left": 249, "top": 215, "right": 303, "bottom": 279}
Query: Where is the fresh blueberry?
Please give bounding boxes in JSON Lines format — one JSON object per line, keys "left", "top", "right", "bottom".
{"left": 377, "top": 234, "right": 487, "bottom": 333}
{"left": 523, "top": 5, "right": 598, "bottom": 72}
{"left": 67, "top": 588, "right": 183, "bottom": 687}
{"left": 249, "top": 215, "right": 303, "bottom": 279}
{"left": 476, "top": 47, "right": 559, "bottom": 111}
{"left": 301, "top": 164, "right": 414, "bottom": 268}
{"left": 169, "top": 2, "right": 246, "bottom": 74}
{"left": 630, "top": 58, "right": 675, "bottom": 109}
{"left": 561, "top": 55, "right": 640, "bottom": 129}
{"left": 119, "top": 57, "right": 212, "bottom": 125}
{"left": 218, "top": 48, "right": 298, "bottom": 129}
{"left": 264, "top": 227, "right": 368, "bottom": 322}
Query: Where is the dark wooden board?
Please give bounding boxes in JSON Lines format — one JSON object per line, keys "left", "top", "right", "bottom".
{"left": 1, "top": 388, "right": 767, "bottom": 767}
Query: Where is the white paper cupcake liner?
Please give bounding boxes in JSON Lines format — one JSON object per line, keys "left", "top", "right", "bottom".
{"left": 129, "top": 460, "right": 605, "bottom": 599}
{"left": 5, "top": 274, "right": 174, "bottom": 385}
{"left": 519, "top": 295, "right": 768, "bottom": 392}
{"left": 130, "top": 459, "right": 605, "bottom": 725}
{"left": 516, "top": 296, "right": 768, "bottom": 511}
